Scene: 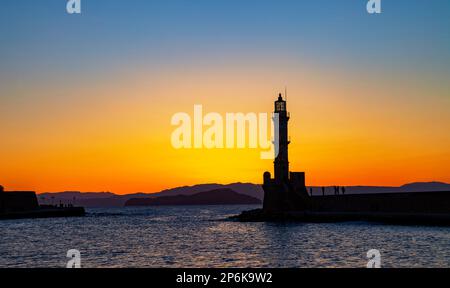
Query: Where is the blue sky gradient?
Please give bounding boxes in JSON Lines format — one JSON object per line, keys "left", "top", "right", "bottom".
{"left": 1, "top": 0, "right": 449, "bottom": 81}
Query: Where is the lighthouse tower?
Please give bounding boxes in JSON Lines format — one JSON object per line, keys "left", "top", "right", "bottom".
{"left": 263, "top": 93, "right": 309, "bottom": 212}
{"left": 274, "top": 94, "right": 290, "bottom": 183}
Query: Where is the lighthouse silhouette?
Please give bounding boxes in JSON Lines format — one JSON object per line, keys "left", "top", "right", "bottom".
{"left": 274, "top": 94, "right": 290, "bottom": 183}
{"left": 239, "top": 93, "right": 450, "bottom": 223}
{"left": 263, "top": 93, "right": 309, "bottom": 212}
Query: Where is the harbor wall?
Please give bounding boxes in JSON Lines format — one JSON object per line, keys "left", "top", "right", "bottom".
{"left": 309, "top": 191, "right": 450, "bottom": 214}
{"left": 0, "top": 191, "right": 39, "bottom": 213}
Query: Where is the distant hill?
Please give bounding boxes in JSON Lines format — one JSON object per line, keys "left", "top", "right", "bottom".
{"left": 149, "top": 183, "right": 263, "bottom": 199}
{"left": 400, "top": 182, "right": 450, "bottom": 192}
{"left": 38, "top": 183, "right": 263, "bottom": 208}
{"left": 37, "top": 191, "right": 151, "bottom": 208}
{"left": 125, "top": 188, "right": 261, "bottom": 207}
{"left": 38, "top": 182, "right": 450, "bottom": 207}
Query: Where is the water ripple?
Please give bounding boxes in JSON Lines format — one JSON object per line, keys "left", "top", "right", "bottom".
{"left": 1, "top": 206, "right": 449, "bottom": 268}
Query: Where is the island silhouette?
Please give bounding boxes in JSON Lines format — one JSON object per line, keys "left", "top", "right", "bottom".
{"left": 124, "top": 188, "right": 261, "bottom": 206}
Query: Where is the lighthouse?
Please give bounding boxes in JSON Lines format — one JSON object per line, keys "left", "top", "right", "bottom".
{"left": 274, "top": 94, "right": 290, "bottom": 183}
{"left": 263, "top": 93, "right": 309, "bottom": 212}
{"left": 240, "top": 92, "right": 450, "bottom": 224}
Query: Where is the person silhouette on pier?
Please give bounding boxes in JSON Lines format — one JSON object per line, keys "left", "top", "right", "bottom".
{"left": 334, "top": 186, "right": 339, "bottom": 195}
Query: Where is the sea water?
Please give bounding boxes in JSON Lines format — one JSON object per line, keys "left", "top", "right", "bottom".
{"left": 1, "top": 205, "right": 449, "bottom": 268}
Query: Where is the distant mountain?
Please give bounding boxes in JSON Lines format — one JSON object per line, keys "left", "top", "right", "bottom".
{"left": 38, "top": 183, "right": 263, "bottom": 208}
{"left": 400, "top": 182, "right": 450, "bottom": 192}
{"left": 149, "top": 183, "right": 263, "bottom": 199}
{"left": 38, "top": 182, "right": 449, "bottom": 207}
{"left": 125, "top": 189, "right": 261, "bottom": 207}
{"left": 37, "top": 192, "right": 151, "bottom": 208}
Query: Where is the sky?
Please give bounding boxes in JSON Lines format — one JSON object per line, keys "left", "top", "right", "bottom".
{"left": 0, "top": 0, "right": 449, "bottom": 194}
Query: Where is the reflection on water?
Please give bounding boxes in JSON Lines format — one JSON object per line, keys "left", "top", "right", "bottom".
{"left": 1, "top": 205, "right": 450, "bottom": 268}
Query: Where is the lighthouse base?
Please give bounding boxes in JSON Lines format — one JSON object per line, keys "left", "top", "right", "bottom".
{"left": 262, "top": 171, "right": 310, "bottom": 212}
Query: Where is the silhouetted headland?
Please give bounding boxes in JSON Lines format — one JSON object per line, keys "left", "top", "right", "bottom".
{"left": 38, "top": 183, "right": 263, "bottom": 208}
{"left": 125, "top": 188, "right": 261, "bottom": 206}
{"left": 232, "top": 94, "right": 450, "bottom": 226}
{"left": 0, "top": 185, "right": 85, "bottom": 220}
